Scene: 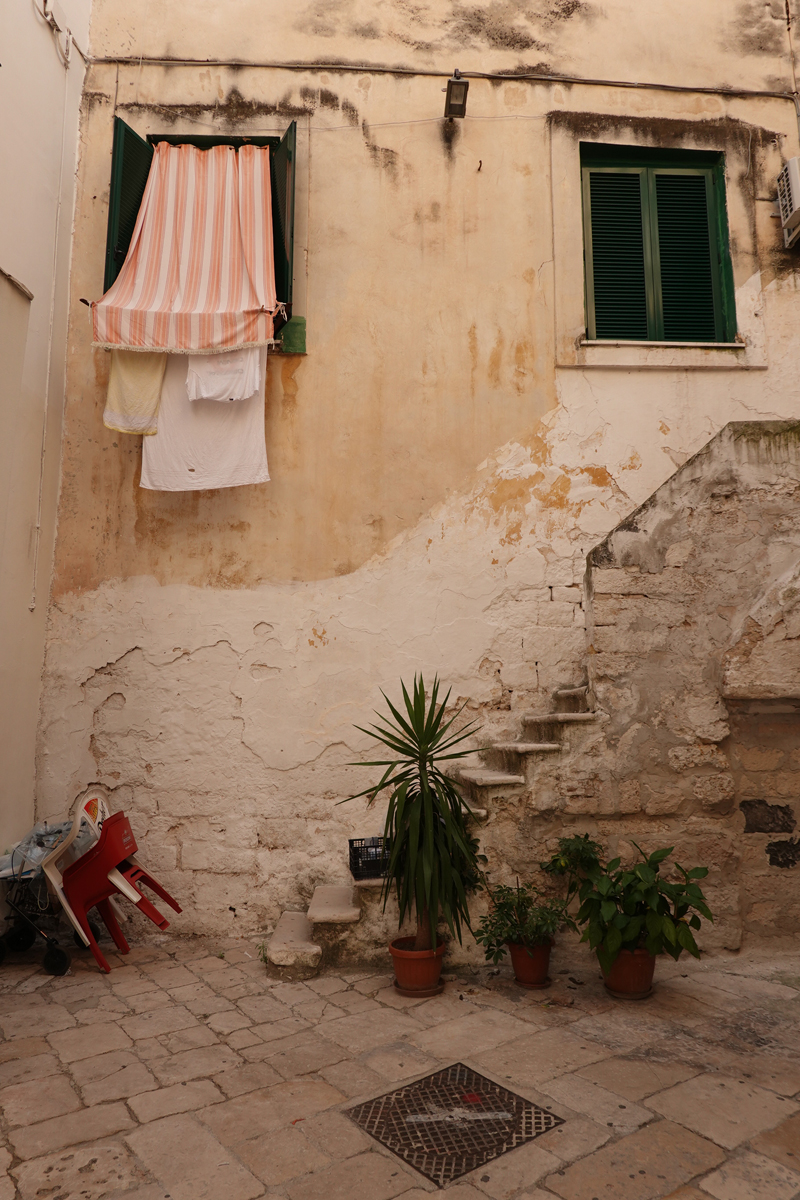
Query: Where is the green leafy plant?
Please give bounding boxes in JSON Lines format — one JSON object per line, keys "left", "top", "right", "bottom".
{"left": 550, "top": 841, "right": 714, "bottom": 974}
{"left": 540, "top": 833, "right": 603, "bottom": 912}
{"left": 342, "top": 675, "right": 483, "bottom": 951}
{"left": 474, "top": 881, "right": 566, "bottom": 965}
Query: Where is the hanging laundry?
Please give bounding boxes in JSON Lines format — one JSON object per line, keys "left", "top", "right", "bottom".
{"left": 103, "top": 350, "right": 167, "bottom": 435}
{"left": 186, "top": 346, "right": 265, "bottom": 403}
{"left": 140, "top": 355, "right": 269, "bottom": 491}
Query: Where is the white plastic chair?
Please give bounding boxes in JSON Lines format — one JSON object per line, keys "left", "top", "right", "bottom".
{"left": 41, "top": 788, "right": 116, "bottom": 946}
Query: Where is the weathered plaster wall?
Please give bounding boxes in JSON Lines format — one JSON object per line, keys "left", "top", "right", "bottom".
{"left": 37, "top": 0, "right": 800, "bottom": 944}
{"left": 0, "top": 0, "right": 91, "bottom": 848}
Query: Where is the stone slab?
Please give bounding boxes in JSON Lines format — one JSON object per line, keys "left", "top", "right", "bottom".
{"left": 267, "top": 912, "right": 322, "bottom": 969}
{"left": 646, "top": 1073, "right": 798, "bottom": 1149}
{"left": 308, "top": 885, "right": 361, "bottom": 925}
{"left": 698, "top": 1151, "right": 800, "bottom": 1200}
{"left": 125, "top": 1113, "right": 263, "bottom": 1200}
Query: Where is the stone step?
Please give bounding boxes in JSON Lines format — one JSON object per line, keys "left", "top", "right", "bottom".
{"left": 458, "top": 769, "right": 526, "bottom": 787}
{"left": 266, "top": 911, "right": 321, "bottom": 970}
{"left": 553, "top": 684, "right": 592, "bottom": 714}
{"left": 307, "top": 884, "right": 361, "bottom": 924}
{"left": 491, "top": 741, "right": 561, "bottom": 754}
{"left": 554, "top": 686, "right": 588, "bottom": 697}
{"left": 523, "top": 711, "right": 597, "bottom": 723}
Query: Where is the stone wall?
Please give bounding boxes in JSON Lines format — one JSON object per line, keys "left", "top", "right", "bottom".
{"left": 555, "top": 422, "right": 800, "bottom": 950}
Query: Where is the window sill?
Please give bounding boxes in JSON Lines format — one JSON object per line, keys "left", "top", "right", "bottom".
{"left": 557, "top": 337, "right": 766, "bottom": 370}
{"left": 580, "top": 339, "right": 745, "bottom": 349}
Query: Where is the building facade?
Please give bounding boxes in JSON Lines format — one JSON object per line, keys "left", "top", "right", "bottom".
{"left": 28, "top": 0, "right": 800, "bottom": 951}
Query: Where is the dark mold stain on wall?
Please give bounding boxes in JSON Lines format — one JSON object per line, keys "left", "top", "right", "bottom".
{"left": 740, "top": 799, "right": 797, "bottom": 833}
{"left": 766, "top": 838, "right": 800, "bottom": 867}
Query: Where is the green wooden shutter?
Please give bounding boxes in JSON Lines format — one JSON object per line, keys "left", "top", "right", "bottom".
{"left": 271, "top": 121, "right": 296, "bottom": 307}
{"left": 652, "top": 171, "right": 719, "bottom": 342}
{"left": 103, "top": 118, "right": 153, "bottom": 293}
{"left": 584, "top": 170, "right": 650, "bottom": 340}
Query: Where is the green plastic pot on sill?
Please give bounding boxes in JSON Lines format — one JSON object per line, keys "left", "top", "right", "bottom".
{"left": 279, "top": 315, "right": 306, "bottom": 354}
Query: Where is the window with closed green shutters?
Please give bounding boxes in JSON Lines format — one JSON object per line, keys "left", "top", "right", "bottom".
{"left": 581, "top": 144, "right": 736, "bottom": 343}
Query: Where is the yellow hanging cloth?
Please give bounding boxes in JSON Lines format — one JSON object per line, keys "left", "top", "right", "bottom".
{"left": 103, "top": 350, "right": 167, "bottom": 436}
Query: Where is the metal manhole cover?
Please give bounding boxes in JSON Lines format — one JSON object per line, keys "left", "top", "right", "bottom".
{"left": 346, "top": 1062, "right": 564, "bottom": 1188}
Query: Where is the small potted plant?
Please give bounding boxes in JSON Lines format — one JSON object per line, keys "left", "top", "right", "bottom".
{"left": 474, "top": 882, "right": 565, "bottom": 988}
{"left": 343, "top": 675, "right": 483, "bottom": 997}
{"left": 545, "top": 839, "right": 713, "bottom": 999}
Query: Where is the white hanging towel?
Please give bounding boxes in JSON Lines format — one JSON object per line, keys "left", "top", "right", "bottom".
{"left": 103, "top": 350, "right": 167, "bottom": 435}
{"left": 141, "top": 355, "right": 269, "bottom": 491}
{"left": 186, "top": 346, "right": 265, "bottom": 403}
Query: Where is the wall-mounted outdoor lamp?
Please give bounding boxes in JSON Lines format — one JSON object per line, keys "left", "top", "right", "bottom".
{"left": 443, "top": 70, "right": 469, "bottom": 119}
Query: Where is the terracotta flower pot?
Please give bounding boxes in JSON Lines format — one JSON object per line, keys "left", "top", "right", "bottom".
{"left": 602, "top": 947, "right": 657, "bottom": 999}
{"left": 390, "top": 936, "right": 446, "bottom": 997}
{"left": 507, "top": 940, "right": 552, "bottom": 989}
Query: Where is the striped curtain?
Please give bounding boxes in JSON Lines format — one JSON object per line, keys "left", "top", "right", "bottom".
{"left": 93, "top": 143, "right": 278, "bottom": 352}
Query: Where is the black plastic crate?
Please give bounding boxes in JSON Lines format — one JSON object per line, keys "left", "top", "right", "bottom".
{"left": 349, "top": 836, "right": 390, "bottom": 880}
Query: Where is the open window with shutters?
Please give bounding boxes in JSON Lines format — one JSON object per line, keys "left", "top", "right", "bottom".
{"left": 102, "top": 117, "right": 302, "bottom": 348}
{"left": 580, "top": 144, "right": 736, "bottom": 344}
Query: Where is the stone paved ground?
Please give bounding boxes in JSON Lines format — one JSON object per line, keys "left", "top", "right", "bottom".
{"left": 0, "top": 934, "right": 799, "bottom": 1200}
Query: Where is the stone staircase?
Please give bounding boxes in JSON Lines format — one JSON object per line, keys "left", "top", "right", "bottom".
{"left": 264, "top": 684, "right": 599, "bottom": 977}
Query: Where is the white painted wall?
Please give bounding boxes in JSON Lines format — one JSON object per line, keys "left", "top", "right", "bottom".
{"left": 0, "top": 0, "right": 91, "bottom": 848}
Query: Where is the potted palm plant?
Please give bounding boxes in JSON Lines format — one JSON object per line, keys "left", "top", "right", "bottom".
{"left": 544, "top": 839, "right": 713, "bottom": 999}
{"left": 474, "top": 882, "right": 565, "bottom": 988}
{"left": 343, "top": 675, "right": 483, "bottom": 997}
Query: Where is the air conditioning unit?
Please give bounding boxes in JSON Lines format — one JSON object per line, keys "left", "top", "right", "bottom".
{"left": 777, "top": 158, "right": 800, "bottom": 248}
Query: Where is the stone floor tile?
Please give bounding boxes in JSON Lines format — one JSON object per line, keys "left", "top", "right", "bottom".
{"left": 334, "top": 992, "right": 383, "bottom": 1015}
{"left": 0, "top": 1053, "right": 60, "bottom": 1089}
{"left": 658, "top": 1189, "right": 708, "bottom": 1200}
{"left": 318, "top": 1010, "right": 422, "bottom": 1055}
{"left": 234, "top": 1126, "right": 331, "bottom": 1184}
{"left": 48, "top": 980, "right": 110, "bottom": 1006}
{"left": 227, "top": 1028, "right": 263, "bottom": 1050}
{"left": 70, "top": 1048, "right": 141, "bottom": 1084}
{"left": 125, "top": 1113, "right": 264, "bottom": 1200}
{"left": 541, "top": 1075, "right": 654, "bottom": 1132}
{"left": 569, "top": 1009, "right": 680, "bottom": 1053}
{"left": 646, "top": 1073, "right": 798, "bottom": 1149}
{"left": 83, "top": 1059, "right": 158, "bottom": 1104}
{"left": 697, "top": 971, "right": 799, "bottom": 1003}
{"left": 11, "top": 1139, "right": 147, "bottom": 1200}
{"left": 160, "top": 982, "right": 215, "bottom": 1005}
{"left": 48, "top": 1022, "right": 133, "bottom": 1063}
{"left": 103, "top": 1186, "right": 171, "bottom": 1200}
{"left": 362, "top": 1043, "right": 440, "bottom": 1081}
{"left": 535, "top": 1117, "right": 612, "bottom": 1164}
{"left": 9, "top": 1100, "right": 135, "bottom": 1160}
{"left": 544, "top": 1120, "right": 726, "bottom": 1200}
{"left": 199, "top": 1079, "right": 345, "bottom": 1144}
{"left": 0, "top": 1073, "right": 81, "bottom": 1126}
{"left": 135, "top": 1036, "right": 171, "bottom": 1061}
{"left": 209, "top": 967, "right": 250, "bottom": 991}
{"left": 709, "top": 1053, "right": 800, "bottom": 1098}
{"left": 306, "top": 976, "right": 348, "bottom": 997}
{"left": 283, "top": 1150, "right": 416, "bottom": 1200}
{"left": 73, "top": 1004, "right": 134, "bottom": 1026}
{"left": 698, "top": 1151, "right": 800, "bottom": 1200}
{"left": 237, "top": 995, "right": 295, "bottom": 1024}
{"left": 119, "top": 1005, "right": 199, "bottom": 1041}
{"left": 269, "top": 982, "right": 319, "bottom": 1006}
{"left": 400, "top": 1189, "right": 485, "bottom": 1199}
{"left": 126, "top": 989, "right": 175, "bottom": 1014}
{"left": 317, "top": 1058, "right": 386, "bottom": 1099}
{"left": 217, "top": 981, "right": 263, "bottom": 1001}
{"left": 213, "top": 1061, "right": 284, "bottom": 1097}
{"left": 575, "top": 1056, "right": 699, "bottom": 1101}
{"left": 159, "top": 1024, "right": 219, "bottom": 1054}
{"left": 266, "top": 1032, "right": 348, "bottom": 1079}
{"left": 373, "top": 986, "right": 430, "bottom": 1011}
{"left": 129, "top": 1078, "right": 226, "bottom": 1121}
{"left": 464, "top": 1142, "right": 563, "bottom": 1199}
{"left": 410, "top": 1010, "right": 531, "bottom": 1060}
{"left": 1, "top": 1004, "right": 76, "bottom": 1040}
{"left": 474, "top": 1028, "right": 610, "bottom": 1088}
{"left": 294, "top": 1000, "right": 347, "bottom": 1023}
{"left": 144, "top": 964, "right": 200, "bottom": 989}
{"left": 187, "top": 955, "right": 232, "bottom": 975}
{"left": 302, "top": 1108, "right": 373, "bottom": 1159}
{"left": 353, "top": 974, "right": 395, "bottom": 995}
{"left": 206, "top": 1008, "right": 253, "bottom": 1034}
{"left": 750, "top": 1111, "right": 800, "bottom": 1172}
{"left": 407, "top": 994, "right": 481, "bottom": 1027}
{"left": 152, "top": 1044, "right": 243, "bottom": 1085}
{"left": 185, "top": 993, "right": 237, "bottom": 1017}
{"left": 0, "top": 1036, "right": 50, "bottom": 1065}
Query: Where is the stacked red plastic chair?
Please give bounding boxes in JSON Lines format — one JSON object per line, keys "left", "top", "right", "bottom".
{"left": 61, "top": 811, "right": 181, "bottom": 973}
